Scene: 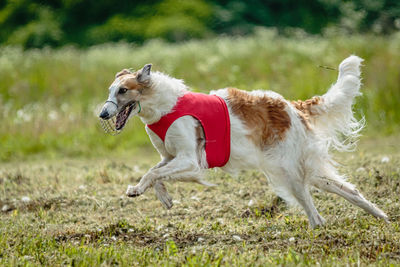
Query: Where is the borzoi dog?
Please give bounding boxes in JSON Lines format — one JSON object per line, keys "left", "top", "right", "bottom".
{"left": 99, "top": 55, "right": 388, "bottom": 228}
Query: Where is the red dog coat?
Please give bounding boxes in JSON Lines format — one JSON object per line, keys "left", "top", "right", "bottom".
{"left": 147, "top": 92, "right": 231, "bottom": 168}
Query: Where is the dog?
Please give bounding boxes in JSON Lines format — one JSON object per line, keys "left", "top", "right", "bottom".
{"left": 99, "top": 55, "right": 388, "bottom": 228}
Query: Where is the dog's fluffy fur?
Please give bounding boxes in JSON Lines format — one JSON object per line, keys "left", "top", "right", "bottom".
{"left": 100, "top": 55, "right": 388, "bottom": 228}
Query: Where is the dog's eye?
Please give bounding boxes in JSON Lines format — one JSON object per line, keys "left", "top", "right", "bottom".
{"left": 119, "top": 88, "right": 128, "bottom": 94}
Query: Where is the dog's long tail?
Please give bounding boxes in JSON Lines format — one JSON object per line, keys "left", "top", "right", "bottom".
{"left": 292, "top": 55, "right": 365, "bottom": 151}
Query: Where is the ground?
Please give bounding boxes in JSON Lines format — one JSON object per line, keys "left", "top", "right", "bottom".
{"left": 1, "top": 136, "right": 399, "bottom": 266}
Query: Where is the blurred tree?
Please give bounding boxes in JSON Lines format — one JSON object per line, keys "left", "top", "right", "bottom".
{"left": 86, "top": 0, "right": 213, "bottom": 45}
{"left": 0, "top": 0, "right": 398, "bottom": 48}
{"left": 211, "top": 0, "right": 337, "bottom": 34}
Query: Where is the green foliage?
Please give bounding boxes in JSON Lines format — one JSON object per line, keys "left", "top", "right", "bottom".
{"left": 6, "top": 6, "right": 63, "bottom": 48}
{"left": 0, "top": 0, "right": 63, "bottom": 47}
{"left": 0, "top": 0, "right": 399, "bottom": 48}
{"left": 87, "top": 0, "right": 213, "bottom": 45}
{"left": 0, "top": 0, "right": 215, "bottom": 48}
{"left": 0, "top": 33, "right": 399, "bottom": 161}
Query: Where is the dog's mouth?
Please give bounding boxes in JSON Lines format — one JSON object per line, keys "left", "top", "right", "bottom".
{"left": 99, "top": 101, "right": 137, "bottom": 135}
{"left": 116, "top": 101, "right": 136, "bottom": 130}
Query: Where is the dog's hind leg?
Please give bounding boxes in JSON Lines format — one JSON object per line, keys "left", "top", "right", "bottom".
{"left": 312, "top": 175, "right": 389, "bottom": 222}
{"left": 290, "top": 182, "right": 326, "bottom": 228}
{"left": 265, "top": 168, "right": 325, "bottom": 228}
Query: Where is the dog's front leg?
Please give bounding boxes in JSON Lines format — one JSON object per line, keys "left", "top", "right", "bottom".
{"left": 153, "top": 181, "right": 173, "bottom": 209}
{"left": 149, "top": 157, "right": 170, "bottom": 171}
{"left": 126, "top": 156, "right": 199, "bottom": 200}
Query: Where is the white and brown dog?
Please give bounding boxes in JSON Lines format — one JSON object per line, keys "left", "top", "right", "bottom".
{"left": 99, "top": 56, "right": 388, "bottom": 228}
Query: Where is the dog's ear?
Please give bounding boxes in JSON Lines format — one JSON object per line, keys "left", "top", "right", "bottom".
{"left": 137, "top": 64, "right": 152, "bottom": 84}
{"left": 115, "top": 69, "right": 132, "bottom": 78}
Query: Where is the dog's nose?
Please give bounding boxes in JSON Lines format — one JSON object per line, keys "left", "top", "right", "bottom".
{"left": 99, "top": 109, "right": 109, "bottom": 119}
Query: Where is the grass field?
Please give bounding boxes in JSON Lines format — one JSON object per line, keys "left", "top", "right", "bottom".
{"left": 1, "top": 32, "right": 400, "bottom": 265}
{"left": 1, "top": 136, "right": 400, "bottom": 266}
{"left": 1, "top": 31, "right": 400, "bottom": 162}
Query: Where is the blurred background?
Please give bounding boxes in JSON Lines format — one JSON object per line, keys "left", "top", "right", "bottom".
{"left": 0, "top": 0, "right": 399, "bottom": 161}
{"left": 1, "top": 0, "right": 400, "bottom": 47}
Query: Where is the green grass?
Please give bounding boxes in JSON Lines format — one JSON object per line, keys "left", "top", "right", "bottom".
{"left": 1, "top": 31, "right": 400, "bottom": 161}
{"left": 1, "top": 33, "right": 400, "bottom": 265}
{"left": 1, "top": 136, "right": 400, "bottom": 266}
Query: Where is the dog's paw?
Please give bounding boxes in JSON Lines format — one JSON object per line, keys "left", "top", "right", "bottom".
{"left": 311, "top": 214, "right": 326, "bottom": 229}
{"left": 126, "top": 185, "right": 144, "bottom": 197}
{"left": 381, "top": 213, "right": 390, "bottom": 224}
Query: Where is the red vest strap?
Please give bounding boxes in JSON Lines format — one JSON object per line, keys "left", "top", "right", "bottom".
{"left": 147, "top": 92, "right": 230, "bottom": 168}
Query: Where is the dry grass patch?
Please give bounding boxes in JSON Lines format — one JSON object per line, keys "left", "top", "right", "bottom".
{"left": 1, "top": 136, "right": 400, "bottom": 265}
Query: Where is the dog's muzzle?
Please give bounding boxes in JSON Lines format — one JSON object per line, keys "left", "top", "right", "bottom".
{"left": 99, "top": 101, "right": 140, "bottom": 135}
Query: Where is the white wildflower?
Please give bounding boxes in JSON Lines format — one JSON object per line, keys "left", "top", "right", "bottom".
{"left": 381, "top": 156, "right": 390, "bottom": 163}
{"left": 133, "top": 165, "right": 141, "bottom": 173}
{"left": 78, "top": 185, "right": 86, "bottom": 190}
{"left": 232, "top": 235, "right": 242, "bottom": 241}
{"left": 2, "top": 205, "right": 10, "bottom": 212}
{"left": 48, "top": 110, "right": 58, "bottom": 121}
{"left": 163, "top": 233, "right": 170, "bottom": 238}
{"left": 191, "top": 196, "right": 200, "bottom": 201}
{"left": 248, "top": 199, "right": 255, "bottom": 207}
{"left": 356, "top": 167, "right": 366, "bottom": 173}
{"left": 21, "top": 196, "right": 31, "bottom": 203}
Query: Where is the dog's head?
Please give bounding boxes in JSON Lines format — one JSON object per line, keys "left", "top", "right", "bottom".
{"left": 99, "top": 64, "right": 152, "bottom": 132}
